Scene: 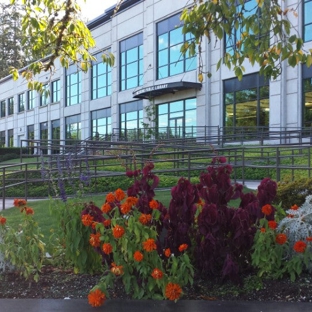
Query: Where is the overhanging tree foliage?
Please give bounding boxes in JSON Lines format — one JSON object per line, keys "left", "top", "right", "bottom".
{"left": 180, "top": 0, "right": 311, "bottom": 81}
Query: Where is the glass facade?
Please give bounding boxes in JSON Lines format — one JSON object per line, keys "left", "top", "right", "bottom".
{"left": 40, "top": 122, "right": 48, "bottom": 154}
{"left": 157, "top": 13, "right": 196, "bottom": 79}
{"left": 0, "top": 131, "right": 5, "bottom": 147}
{"left": 27, "top": 125, "right": 34, "bottom": 153}
{"left": 40, "top": 85, "right": 50, "bottom": 106}
{"left": 303, "top": 66, "right": 312, "bottom": 126}
{"left": 52, "top": 119, "right": 60, "bottom": 153}
{"left": 8, "top": 97, "right": 14, "bottom": 115}
{"left": 92, "top": 51, "right": 112, "bottom": 99}
{"left": 0, "top": 100, "right": 5, "bottom": 117}
{"left": 304, "top": 0, "right": 312, "bottom": 42}
{"left": 18, "top": 93, "right": 25, "bottom": 112}
{"left": 52, "top": 79, "right": 61, "bottom": 103}
{"left": 225, "top": 0, "right": 269, "bottom": 53}
{"left": 27, "top": 90, "right": 35, "bottom": 110}
{"left": 65, "top": 115, "right": 81, "bottom": 141}
{"left": 224, "top": 73, "right": 269, "bottom": 128}
{"left": 120, "top": 100, "right": 143, "bottom": 140}
{"left": 91, "top": 108, "right": 111, "bottom": 139}
{"left": 157, "top": 98, "right": 197, "bottom": 138}
{"left": 8, "top": 129, "right": 13, "bottom": 147}
{"left": 120, "top": 33, "right": 143, "bottom": 91}
{"left": 66, "top": 65, "right": 81, "bottom": 106}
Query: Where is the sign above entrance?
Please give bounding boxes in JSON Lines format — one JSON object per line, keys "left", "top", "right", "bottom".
{"left": 133, "top": 81, "right": 202, "bottom": 99}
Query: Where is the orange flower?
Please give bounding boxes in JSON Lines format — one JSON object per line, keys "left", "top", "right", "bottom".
{"left": 106, "top": 192, "right": 115, "bottom": 203}
{"left": 133, "top": 251, "right": 143, "bottom": 262}
{"left": 25, "top": 207, "right": 34, "bottom": 215}
{"left": 81, "top": 214, "right": 94, "bottom": 227}
{"left": 260, "top": 228, "right": 266, "bottom": 233}
{"left": 139, "top": 213, "right": 152, "bottom": 225}
{"left": 88, "top": 289, "right": 106, "bottom": 307}
{"left": 287, "top": 214, "right": 294, "bottom": 218}
{"left": 126, "top": 196, "right": 139, "bottom": 206}
{"left": 261, "top": 204, "right": 272, "bottom": 216}
{"left": 291, "top": 204, "right": 299, "bottom": 210}
{"left": 164, "top": 248, "right": 171, "bottom": 258}
{"left": 268, "top": 221, "right": 277, "bottom": 230}
{"left": 89, "top": 232, "right": 101, "bottom": 247}
{"left": 165, "top": 282, "right": 182, "bottom": 301}
{"left": 102, "top": 243, "right": 113, "bottom": 255}
{"left": 112, "top": 225, "right": 125, "bottom": 239}
{"left": 91, "top": 222, "right": 98, "bottom": 230}
{"left": 276, "top": 233, "right": 287, "bottom": 245}
{"left": 293, "top": 241, "right": 307, "bottom": 253}
{"left": 306, "top": 237, "right": 312, "bottom": 242}
{"left": 103, "top": 219, "right": 111, "bottom": 227}
{"left": 101, "top": 203, "right": 112, "bottom": 214}
{"left": 149, "top": 199, "right": 159, "bottom": 210}
{"left": 115, "top": 188, "right": 125, "bottom": 201}
{"left": 178, "top": 244, "right": 188, "bottom": 252}
{"left": 120, "top": 203, "right": 131, "bottom": 215}
{"left": 151, "top": 268, "right": 163, "bottom": 280}
{"left": 111, "top": 263, "right": 123, "bottom": 276}
{"left": 143, "top": 238, "right": 157, "bottom": 252}
{"left": 0, "top": 216, "right": 6, "bottom": 225}
{"left": 13, "top": 199, "right": 27, "bottom": 207}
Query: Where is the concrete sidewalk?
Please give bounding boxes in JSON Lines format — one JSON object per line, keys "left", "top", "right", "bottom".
{"left": 0, "top": 299, "right": 311, "bottom": 312}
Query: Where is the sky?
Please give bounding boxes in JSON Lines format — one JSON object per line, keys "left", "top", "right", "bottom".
{"left": 0, "top": 0, "right": 119, "bottom": 21}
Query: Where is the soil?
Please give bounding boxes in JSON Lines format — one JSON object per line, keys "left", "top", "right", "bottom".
{"left": 1, "top": 266, "right": 312, "bottom": 302}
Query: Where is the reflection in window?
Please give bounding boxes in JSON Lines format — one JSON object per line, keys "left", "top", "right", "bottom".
{"left": 65, "top": 115, "right": 81, "bottom": 143}
{"left": 91, "top": 108, "right": 111, "bottom": 139}
{"left": 27, "top": 90, "right": 35, "bottom": 110}
{"left": 27, "top": 125, "right": 34, "bottom": 153}
{"left": 157, "top": 13, "right": 196, "bottom": 79}
{"left": 8, "top": 97, "right": 14, "bottom": 115}
{"left": 66, "top": 65, "right": 81, "bottom": 106}
{"left": 18, "top": 93, "right": 25, "bottom": 112}
{"left": 0, "top": 131, "right": 5, "bottom": 147}
{"left": 224, "top": 74, "right": 269, "bottom": 128}
{"left": 40, "top": 85, "right": 50, "bottom": 106}
{"left": 0, "top": 100, "right": 5, "bottom": 117}
{"left": 52, "top": 80, "right": 60, "bottom": 103}
{"left": 52, "top": 119, "right": 60, "bottom": 153}
{"left": 304, "top": 0, "right": 312, "bottom": 42}
{"left": 120, "top": 100, "right": 143, "bottom": 140}
{"left": 8, "top": 129, "right": 13, "bottom": 147}
{"left": 92, "top": 51, "right": 112, "bottom": 99}
{"left": 120, "top": 34, "right": 143, "bottom": 91}
{"left": 157, "top": 98, "right": 197, "bottom": 138}
{"left": 303, "top": 78, "right": 312, "bottom": 126}
{"left": 40, "top": 122, "right": 48, "bottom": 154}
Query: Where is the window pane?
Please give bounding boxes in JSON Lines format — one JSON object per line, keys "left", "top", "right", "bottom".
{"left": 170, "top": 60, "right": 183, "bottom": 76}
{"left": 158, "top": 33, "right": 168, "bottom": 50}
{"left": 304, "top": 24, "right": 312, "bottom": 42}
{"left": 236, "top": 101, "right": 257, "bottom": 127}
{"left": 158, "top": 50, "right": 168, "bottom": 67}
{"left": 169, "top": 27, "right": 183, "bottom": 46}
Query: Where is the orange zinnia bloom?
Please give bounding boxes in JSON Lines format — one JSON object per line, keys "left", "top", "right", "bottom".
{"left": 101, "top": 203, "right": 112, "bottom": 214}
{"left": 120, "top": 203, "right": 131, "bottom": 215}
{"left": 89, "top": 232, "right": 101, "bottom": 247}
{"left": 13, "top": 198, "right": 27, "bottom": 207}
{"left": 133, "top": 251, "right": 143, "bottom": 262}
{"left": 260, "top": 227, "right": 266, "bottom": 233}
{"left": 112, "top": 225, "right": 125, "bottom": 239}
{"left": 139, "top": 213, "right": 152, "bottom": 225}
{"left": 126, "top": 196, "right": 139, "bottom": 206}
{"left": 291, "top": 204, "right": 299, "bottom": 210}
{"left": 102, "top": 243, "right": 113, "bottom": 255}
{"left": 306, "top": 237, "right": 312, "bottom": 242}
{"left": 151, "top": 268, "right": 163, "bottom": 280}
{"left": 268, "top": 221, "right": 277, "bottom": 230}
{"left": 149, "top": 199, "right": 159, "bottom": 210}
{"left": 103, "top": 219, "right": 111, "bottom": 227}
{"left": 115, "top": 188, "right": 125, "bottom": 202}
{"left": 275, "top": 233, "right": 287, "bottom": 245}
{"left": 165, "top": 282, "right": 182, "bottom": 301}
{"left": 178, "top": 244, "right": 188, "bottom": 252}
{"left": 143, "top": 238, "right": 157, "bottom": 252}
{"left": 88, "top": 289, "right": 106, "bottom": 307}
{"left": 293, "top": 241, "right": 307, "bottom": 253}
{"left": 111, "top": 263, "right": 123, "bottom": 276}
{"left": 81, "top": 214, "right": 94, "bottom": 227}
{"left": 261, "top": 204, "right": 272, "bottom": 216}
{"left": 25, "top": 207, "right": 34, "bottom": 215}
{"left": 106, "top": 192, "right": 115, "bottom": 203}
{"left": 164, "top": 248, "right": 171, "bottom": 258}
{"left": 0, "top": 216, "right": 6, "bottom": 225}
{"left": 91, "top": 222, "right": 98, "bottom": 230}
